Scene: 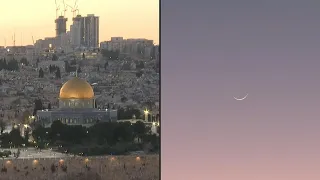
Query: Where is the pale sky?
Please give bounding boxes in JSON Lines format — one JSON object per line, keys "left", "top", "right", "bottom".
{"left": 0, "top": 0, "right": 159, "bottom": 46}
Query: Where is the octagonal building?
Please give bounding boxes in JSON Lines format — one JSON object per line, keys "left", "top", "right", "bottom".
{"left": 36, "top": 77, "right": 117, "bottom": 127}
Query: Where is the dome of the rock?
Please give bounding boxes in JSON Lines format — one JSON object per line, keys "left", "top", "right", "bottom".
{"left": 59, "top": 77, "right": 94, "bottom": 99}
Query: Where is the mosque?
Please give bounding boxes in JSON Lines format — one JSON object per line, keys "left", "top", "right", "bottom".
{"left": 36, "top": 77, "right": 117, "bottom": 127}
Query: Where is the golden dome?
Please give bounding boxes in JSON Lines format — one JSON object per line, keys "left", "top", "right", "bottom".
{"left": 59, "top": 77, "right": 94, "bottom": 99}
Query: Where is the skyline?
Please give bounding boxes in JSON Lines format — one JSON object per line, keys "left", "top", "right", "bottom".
{"left": 0, "top": 0, "right": 159, "bottom": 46}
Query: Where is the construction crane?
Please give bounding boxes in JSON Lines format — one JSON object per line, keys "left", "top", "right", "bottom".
{"left": 13, "top": 33, "right": 15, "bottom": 47}
{"left": 66, "top": 4, "right": 79, "bottom": 17}
{"left": 73, "top": 0, "right": 79, "bottom": 16}
{"left": 63, "top": 0, "right": 68, "bottom": 17}
{"left": 32, "top": 35, "right": 35, "bottom": 62}
{"left": 55, "top": 0, "right": 60, "bottom": 18}
{"left": 66, "top": 0, "right": 79, "bottom": 17}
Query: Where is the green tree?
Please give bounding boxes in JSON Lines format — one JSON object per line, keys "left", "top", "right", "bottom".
{"left": 48, "top": 103, "right": 52, "bottom": 109}
{"left": 113, "top": 122, "right": 134, "bottom": 142}
{"left": 136, "top": 71, "right": 143, "bottom": 78}
{"left": 52, "top": 54, "right": 58, "bottom": 61}
{"left": 101, "top": 49, "right": 119, "bottom": 59}
{"left": 55, "top": 68, "right": 61, "bottom": 79}
{"left": 20, "top": 57, "right": 29, "bottom": 66}
{"left": 33, "top": 99, "right": 43, "bottom": 115}
{"left": 36, "top": 58, "right": 40, "bottom": 66}
{"left": 9, "top": 129, "right": 24, "bottom": 147}
{"left": 132, "top": 121, "right": 147, "bottom": 142}
{"left": 49, "top": 120, "right": 64, "bottom": 142}
{"left": 32, "top": 125, "right": 49, "bottom": 146}
{"left": 0, "top": 119, "right": 6, "bottom": 135}
{"left": 89, "top": 122, "right": 118, "bottom": 145}
{"left": 38, "top": 68, "right": 44, "bottom": 78}
{"left": 24, "top": 128, "right": 30, "bottom": 145}
{"left": 0, "top": 133, "right": 10, "bottom": 147}
{"left": 7, "top": 59, "right": 19, "bottom": 71}
{"left": 120, "top": 97, "right": 128, "bottom": 103}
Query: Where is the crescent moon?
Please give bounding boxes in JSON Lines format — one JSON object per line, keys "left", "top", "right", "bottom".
{"left": 234, "top": 94, "right": 248, "bottom": 101}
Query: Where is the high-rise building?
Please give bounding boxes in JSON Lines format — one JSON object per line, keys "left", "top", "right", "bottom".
{"left": 71, "top": 15, "right": 85, "bottom": 47}
{"left": 70, "top": 14, "right": 99, "bottom": 48}
{"left": 55, "top": 16, "right": 68, "bottom": 37}
{"left": 70, "top": 21, "right": 81, "bottom": 47}
{"left": 84, "top": 14, "right": 99, "bottom": 48}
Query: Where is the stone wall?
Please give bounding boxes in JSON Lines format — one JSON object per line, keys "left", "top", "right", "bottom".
{"left": 0, "top": 155, "right": 159, "bottom": 180}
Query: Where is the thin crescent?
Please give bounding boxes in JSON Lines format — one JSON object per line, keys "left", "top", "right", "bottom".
{"left": 234, "top": 94, "right": 248, "bottom": 101}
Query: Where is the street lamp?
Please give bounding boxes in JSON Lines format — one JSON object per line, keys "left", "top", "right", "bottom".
{"left": 144, "top": 109, "right": 149, "bottom": 122}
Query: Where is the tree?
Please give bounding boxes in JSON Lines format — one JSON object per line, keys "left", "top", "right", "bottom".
{"left": 32, "top": 126, "right": 48, "bottom": 142}
{"left": 33, "top": 99, "right": 43, "bottom": 115}
{"left": 120, "top": 97, "right": 128, "bottom": 103}
{"left": 48, "top": 103, "right": 52, "bottom": 110}
{"left": 59, "top": 125, "right": 87, "bottom": 144}
{"left": 77, "top": 66, "right": 82, "bottom": 73}
{"left": 7, "top": 59, "right": 19, "bottom": 71}
{"left": 89, "top": 122, "right": 118, "bottom": 145}
{"left": 132, "top": 121, "right": 147, "bottom": 142}
{"left": 32, "top": 125, "right": 50, "bottom": 150}
{"left": 101, "top": 49, "right": 119, "bottom": 59}
{"left": 24, "top": 127, "right": 30, "bottom": 145}
{"left": 117, "top": 107, "right": 141, "bottom": 120}
{"left": 52, "top": 54, "right": 58, "bottom": 61}
{"left": 9, "top": 129, "right": 24, "bottom": 147}
{"left": 0, "top": 133, "right": 10, "bottom": 147}
{"left": 136, "top": 61, "right": 145, "bottom": 69}
{"left": 49, "top": 120, "right": 65, "bottom": 142}
{"left": 38, "top": 68, "right": 44, "bottom": 78}
{"left": 136, "top": 71, "right": 143, "bottom": 78}
{"left": 113, "top": 122, "right": 134, "bottom": 142}
{"left": 55, "top": 68, "right": 61, "bottom": 79}
{"left": 0, "top": 119, "right": 6, "bottom": 135}
{"left": 20, "top": 57, "right": 29, "bottom": 66}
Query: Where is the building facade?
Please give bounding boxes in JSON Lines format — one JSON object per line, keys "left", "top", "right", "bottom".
{"left": 70, "top": 14, "right": 99, "bottom": 48}
{"left": 84, "top": 14, "right": 99, "bottom": 48}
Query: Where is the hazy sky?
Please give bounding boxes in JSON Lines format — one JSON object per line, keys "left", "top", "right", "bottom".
{"left": 0, "top": 0, "right": 159, "bottom": 46}
{"left": 162, "top": 0, "right": 320, "bottom": 179}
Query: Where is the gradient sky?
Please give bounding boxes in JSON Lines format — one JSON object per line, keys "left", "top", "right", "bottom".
{"left": 162, "top": 0, "right": 320, "bottom": 179}
{"left": 0, "top": 0, "right": 159, "bottom": 46}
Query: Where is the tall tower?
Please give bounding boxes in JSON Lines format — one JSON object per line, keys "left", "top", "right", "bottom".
{"left": 55, "top": 16, "right": 68, "bottom": 36}
{"left": 71, "top": 15, "right": 84, "bottom": 47}
{"left": 84, "top": 14, "right": 99, "bottom": 48}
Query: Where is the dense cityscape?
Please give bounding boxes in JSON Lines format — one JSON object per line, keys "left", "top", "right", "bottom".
{"left": 0, "top": 1, "right": 159, "bottom": 179}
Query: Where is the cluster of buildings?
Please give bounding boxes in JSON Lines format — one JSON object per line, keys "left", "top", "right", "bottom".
{"left": 35, "top": 14, "right": 99, "bottom": 53}
{"left": 0, "top": 12, "right": 160, "bottom": 134}
{"left": 100, "top": 37, "right": 159, "bottom": 60}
